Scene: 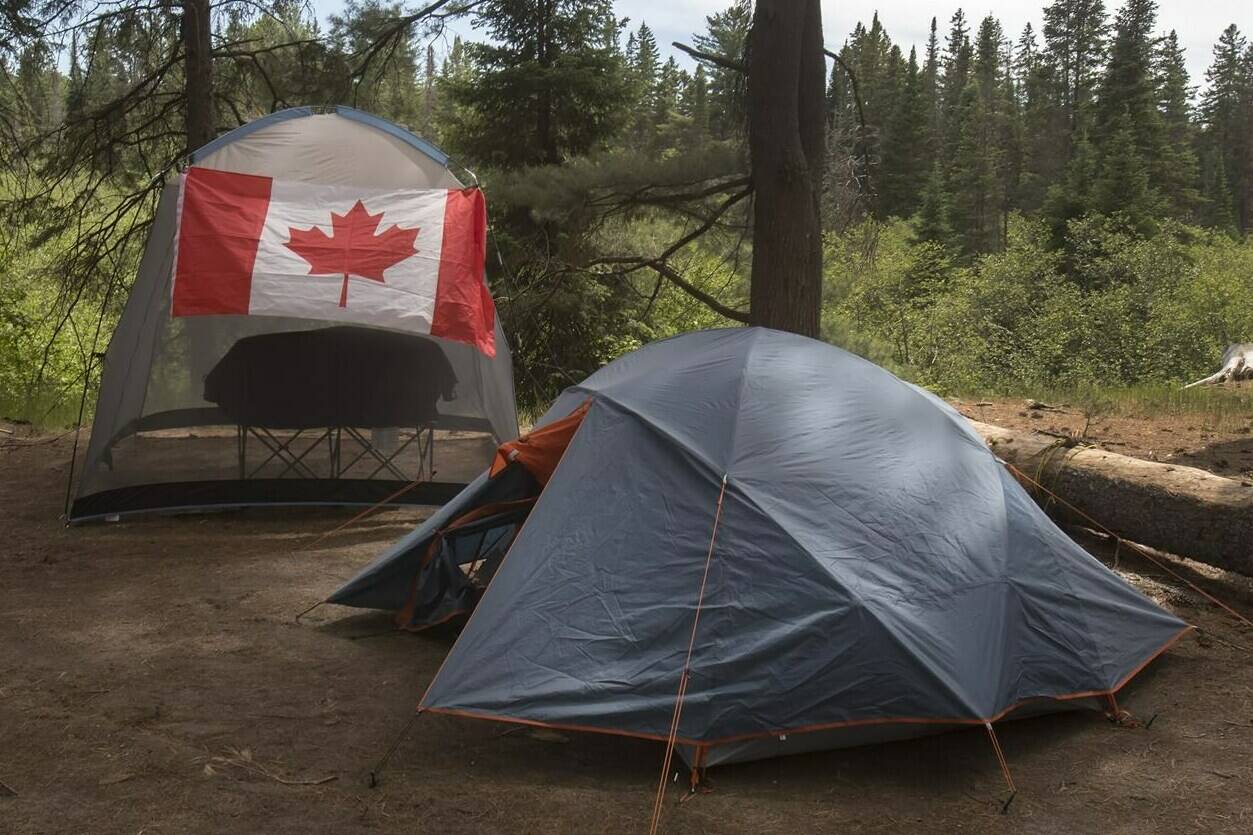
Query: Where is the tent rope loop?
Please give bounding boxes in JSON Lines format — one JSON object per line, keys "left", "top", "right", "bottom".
{"left": 648, "top": 474, "right": 728, "bottom": 835}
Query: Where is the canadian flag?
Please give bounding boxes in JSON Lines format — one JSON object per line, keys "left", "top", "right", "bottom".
{"left": 171, "top": 167, "right": 495, "bottom": 356}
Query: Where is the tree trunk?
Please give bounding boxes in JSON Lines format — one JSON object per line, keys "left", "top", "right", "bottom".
{"left": 183, "top": 0, "right": 214, "bottom": 152}
{"left": 746, "top": 0, "right": 826, "bottom": 337}
{"left": 535, "top": 0, "right": 559, "bottom": 165}
{"left": 970, "top": 420, "right": 1253, "bottom": 576}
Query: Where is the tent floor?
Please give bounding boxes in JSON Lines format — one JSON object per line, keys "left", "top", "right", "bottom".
{"left": 4, "top": 431, "right": 1251, "bottom": 835}
{"left": 69, "top": 429, "right": 495, "bottom": 522}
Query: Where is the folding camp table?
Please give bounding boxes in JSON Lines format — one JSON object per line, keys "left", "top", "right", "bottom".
{"left": 205, "top": 326, "right": 456, "bottom": 484}
{"left": 235, "top": 424, "right": 435, "bottom": 481}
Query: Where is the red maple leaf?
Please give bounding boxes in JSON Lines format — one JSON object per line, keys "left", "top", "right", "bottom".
{"left": 285, "top": 200, "right": 419, "bottom": 308}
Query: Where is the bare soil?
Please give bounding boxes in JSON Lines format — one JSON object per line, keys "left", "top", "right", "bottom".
{"left": 2, "top": 426, "right": 1251, "bottom": 834}
{"left": 951, "top": 397, "right": 1253, "bottom": 481}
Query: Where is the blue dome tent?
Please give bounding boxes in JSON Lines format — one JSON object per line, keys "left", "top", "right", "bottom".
{"left": 329, "top": 328, "right": 1188, "bottom": 770}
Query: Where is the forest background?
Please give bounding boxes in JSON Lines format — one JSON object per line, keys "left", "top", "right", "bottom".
{"left": 2, "top": 0, "right": 1251, "bottom": 422}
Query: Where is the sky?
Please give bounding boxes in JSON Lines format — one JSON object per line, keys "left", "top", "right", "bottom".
{"left": 620, "top": 1, "right": 1245, "bottom": 84}
{"left": 314, "top": 0, "right": 1248, "bottom": 90}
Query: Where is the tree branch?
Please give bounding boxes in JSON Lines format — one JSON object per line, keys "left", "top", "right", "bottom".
{"left": 824, "top": 47, "right": 876, "bottom": 207}
{"left": 587, "top": 188, "right": 753, "bottom": 323}
{"left": 595, "top": 259, "right": 749, "bottom": 323}
{"left": 672, "top": 41, "right": 745, "bottom": 73}
{"left": 824, "top": 48, "right": 867, "bottom": 136}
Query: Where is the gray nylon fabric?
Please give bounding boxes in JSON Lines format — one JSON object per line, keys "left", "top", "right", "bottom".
{"left": 334, "top": 328, "right": 1187, "bottom": 756}
{"left": 327, "top": 464, "right": 538, "bottom": 615}
{"left": 73, "top": 110, "right": 518, "bottom": 518}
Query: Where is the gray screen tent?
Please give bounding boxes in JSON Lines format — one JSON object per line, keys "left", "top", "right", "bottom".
{"left": 328, "top": 328, "right": 1189, "bottom": 770}
{"left": 70, "top": 107, "right": 518, "bottom": 522}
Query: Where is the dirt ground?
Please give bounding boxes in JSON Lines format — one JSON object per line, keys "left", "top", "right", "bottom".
{"left": 2, "top": 425, "right": 1252, "bottom": 835}
{"left": 951, "top": 396, "right": 1253, "bottom": 481}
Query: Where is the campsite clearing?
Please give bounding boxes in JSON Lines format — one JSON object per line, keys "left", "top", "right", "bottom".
{"left": 2, "top": 427, "right": 1252, "bottom": 834}
{"left": 952, "top": 391, "right": 1253, "bottom": 481}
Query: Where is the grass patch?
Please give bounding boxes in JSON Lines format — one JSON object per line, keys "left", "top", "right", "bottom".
{"left": 963, "top": 382, "right": 1253, "bottom": 431}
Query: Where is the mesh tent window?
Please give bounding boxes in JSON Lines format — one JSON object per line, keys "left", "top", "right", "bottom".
{"left": 69, "top": 107, "right": 518, "bottom": 522}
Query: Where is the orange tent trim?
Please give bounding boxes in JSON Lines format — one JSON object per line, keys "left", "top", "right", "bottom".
{"left": 416, "top": 625, "right": 1192, "bottom": 750}
{"left": 490, "top": 400, "right": 591, "bottom": 486}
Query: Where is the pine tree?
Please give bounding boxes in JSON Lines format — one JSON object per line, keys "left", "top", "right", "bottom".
{"left": 842, "top": 14, "right": 897, "bottom": 133}
{"left": 443, "top": 0, "right": 631, "bottom": 167}
{"left": 1198, "top": 25, "right": 1252, "bottom": 232}
{"left": 939, "top": 10, "right": 973, "bottom": 164}
{"left": 679, "top": 65, "right": 711, "bottom": 140}
{"left": 692, "top": 0, "right": 751, "bottom": 139}
{"left": 651, "top": 56, "right": 682, "bottom": 149}
{"left": 421, "top": 45, "right": 437, "bottom": 134}
{"left": 1095, "top": 0, "right": 1160, "bottom": 134}
{"left": 1093, "top": 0, "right": 1167, "bottom": 226}
{"left": 915, "top": 161, "right": 953, "bottom": 243}
{"left": 1041, "top": 0, "right": 1108, "bottom": 137}
{"left": 1153, "top": 30, "right": 1200, "bottom": 220}
{"left": 1014, "top": 23, "right": 1066, "bottom": 212}
{"left": 879, "top": 47, "right": 924, "bottom": 218}
{"left": 1092, "top": 113, "right": 1157, "bottom": 231}
{"left": 631, "top": 22, "right": 660, "bottom": 87}
{"left": 15, "top": 40, "right": 59, "bottom": 138}
{"left": 921, "top": 17, "right": 942, "bottom": 156}
{"left": 330, "top": 1, "right": 426, "bottom": 129}
{"left": 627, "top": 22, "right": 661, "bottom": 146}
{"left": 1042, "top": 131, "right": 1099, "bottom": 244}
{"left": 949, "top": 78, "right": 1004, "bottom": 254}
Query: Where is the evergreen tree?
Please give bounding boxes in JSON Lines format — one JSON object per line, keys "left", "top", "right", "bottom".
{"left": 680, "top": 65, "right": 711, "bottom": 140}
{"left": 1154, "top": 30, "right": 1201, "bottom": 219}
{"left": 692, "top": 0, "right": 751, "bottom": 139}
{"left": 915, "top": 161, "right": 953, "bottom": 243}
{"left": 1042, "top": 132, "right": 1099, "bottom": 244}
{"left": 949, "top": 78, "right": 1004, "bottom": 254}
{"left": 631, "top": 22, "right": 660, "bottom": 88}
{"left": 1041, "top": 0, "right": 1108, "bottom": 137}
{"left": 1095, "top": 0, "right": 1160, "bottom": 142}
{"left": 443, "top": 0, "right": 631, "bottom": 167}
{"left": 627, "top": 22, "right": 661, "bottom": 146}
{"left": 1014, "top": 23, "right": 1067, "bottom": 212}
{"left": 650, "top": 56, "right": 683, "bottom": 149}
{"left": 921, "top": 17, "right": 942, "bottom": 156}
{"left": 1092, "top": 0, "right": 1168, "bottom": 225}
{"left": 939, "top": 9, "right": 973, "bottom": 163}
{"left": 15, "top": 40, "right": 60, "bottom": 138}
{"left": 421, "top": 45, "right": 437, "bottom": 134}
{"left": 1091, "top": 111, "right": 1160, "bottom": 234}
{"left": 1198, "top": 25, "right": 1252, "bottom": 232}
{"left": 879, "top": 47, "right": 924, "bottom": 218}
{"left": 330, "top": 1, "right": 424, "bottom": 129}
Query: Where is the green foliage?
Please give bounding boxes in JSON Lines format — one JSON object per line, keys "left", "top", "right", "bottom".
{"left": 4, "top": 0, "right": 1253, "bottom": 426}
{"left": 0, "top": 227, "right": 114, "bottom": 426}
{"left": 832, "top": 214, "right": 1253, "bottom": 396}
{"left": 440, "top": 0, "right": 631, "bottom": 167}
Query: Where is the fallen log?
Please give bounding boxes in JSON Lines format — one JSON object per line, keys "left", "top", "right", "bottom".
{"left": 968, "top": 420, "right": 1253, "bottom": 577}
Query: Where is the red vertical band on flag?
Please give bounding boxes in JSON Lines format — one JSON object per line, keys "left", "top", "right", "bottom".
{"left": 430, "top": 188, "right": 495, "bottom": 357}
{"left": 172, "top": 167, "right": 273, "bottom": 316}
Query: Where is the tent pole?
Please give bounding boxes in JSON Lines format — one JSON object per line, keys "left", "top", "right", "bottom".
{"left": 61, "top": 266, "right": 120, "bottom": 522}
{"left": 61, "top": 351, "right": 102, "bottom": 521}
